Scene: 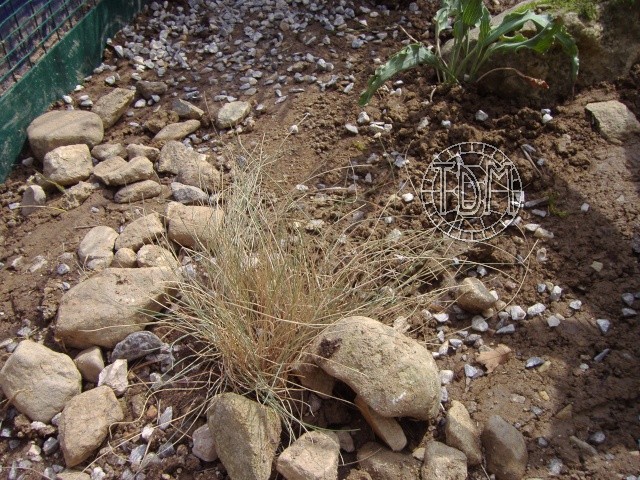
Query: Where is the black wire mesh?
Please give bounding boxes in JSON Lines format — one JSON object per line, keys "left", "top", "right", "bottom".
{"left": 0, "top": 0, "right": 98, "bottom": 93}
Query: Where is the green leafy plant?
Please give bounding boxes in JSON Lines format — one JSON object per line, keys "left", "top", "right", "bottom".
{"left": 359, "top": 0, "right": 579, "bottom": 106}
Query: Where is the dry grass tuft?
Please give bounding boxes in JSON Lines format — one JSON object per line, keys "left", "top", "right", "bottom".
{"left": 158, "top": 141, "right": 451, "bottom": 435}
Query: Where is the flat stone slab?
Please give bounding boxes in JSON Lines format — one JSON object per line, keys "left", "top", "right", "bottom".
{"left": 92, "top": 88, "right": 135, "bottom": 129}
{"left": 216, "top": 101, "right": 251, "bottom": 128}
{"left": 585, "top": 100, "right": 640, "bottom": 143}
{"left": 166, "top": 202, "right": 224, "bottom": 248}
{"left": 153, "top": 119, "right": 201, "bottom": 142}
{"left": 56, "top": 267, "right": 177, "bottom": 349}
{"left": 27, "top": 110, "right": 104, "bottom": 160}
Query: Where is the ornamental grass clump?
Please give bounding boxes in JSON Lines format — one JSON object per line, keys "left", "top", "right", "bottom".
{"left": 159, "top": 144, "right": 450, "bottom": 435}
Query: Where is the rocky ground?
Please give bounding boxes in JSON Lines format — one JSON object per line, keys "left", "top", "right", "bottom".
{"left": 0, "top": 0, "right": 639, "bottom": 479}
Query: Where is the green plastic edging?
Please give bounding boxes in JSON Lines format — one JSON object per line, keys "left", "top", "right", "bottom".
{"left": 0, "top": 0, "right": 148, "bottom": 182}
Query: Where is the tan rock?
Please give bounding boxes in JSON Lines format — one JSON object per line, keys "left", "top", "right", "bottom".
{"left": 127, "top": 143, "right": 159, "bottom": 162}
{"left": 27, "top": 110, "right": 103, "bottom": 160}
{"left": 355, "top": 395, "right": 407, "bottom": 452}
{"left": 111, "top": 248, "right": 137, "bottom": 267}
{"left": 58, "top": 386, "right": 124, "bottom": 467}
{"left": 77, "top": 225, "right": 118, "bottom": 270}
{"left": 312, "top": 316, "right": 440, "bottom": 420}
{"left": 456, "top": 277, "right": 496, "bottom": 314}
{"left": 216, "top": 101, "right": 251, "bottom": 128}
{"left": 207, "top": 393, "right": 281, "bottom": 480}
{"left": 165, "top": 202, "right": 224, "bottom": 248}
{"left": 56, "top": 267, "right": 177, "bottom": 348}
{"left": 115, "top": 212, "right": 165, "bottom": 252}
{"left": 74, "top": 346, "right": 105, "bottom": 383}
{"left": 137, "top": 244, "right": 179, "bottom": 269}
{"left": 0, "top": 340, "right": 81, "bottom": 422}
{"left": 153, "top": 119, "right": 201, "bottom": 142}
{"left": 482, "top": 415, "right": 528, "bottom": 480}
{"left": 357, "top": 442, "right": 421, "bottom": 480}
{"left": 21, "top": 185, "right": 46, "bottom": 216}
{"left": 92, "top": 88, "right": 135, "bottom": 129}
{"left": 43, "top": 144, "right": 93, "bottom": 187}
{"left": 421, "top": 441, "right": 467, "bottom": 480}
{"left": 91, "top": 143, "right": 126, "bottom": 161}
{"left": 277, "top": 431, "right": 340, "bottom": 480}
{"left": 445, "top": 400, "right": 482, "bottom": 466}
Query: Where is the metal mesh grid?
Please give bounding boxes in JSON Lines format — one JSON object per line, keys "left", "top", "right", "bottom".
{"left": 0, "top": 0, "right": 97, "bottom": 93}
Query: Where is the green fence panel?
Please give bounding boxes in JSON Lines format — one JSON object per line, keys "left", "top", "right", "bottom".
{"left": 0, "top": 0, "right": 147, "bottom": 182}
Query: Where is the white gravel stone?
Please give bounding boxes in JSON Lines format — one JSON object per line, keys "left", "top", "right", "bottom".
{"left": 98, "top": 359, "right": 128, "bottom": 396}
{"left": 569, "top": 300, "right": 582, "bottom": 310}
{"left": 596, "top": 319, "right": 611, "bottom": 334}
{"left": 527, "top": 303, "right": 546, "bottom": 317}
{"left": 509, "top": 305, "right": 527, "bottom": 321}
{"left": 192, "top": 424, "right": 217, "bottom": 462}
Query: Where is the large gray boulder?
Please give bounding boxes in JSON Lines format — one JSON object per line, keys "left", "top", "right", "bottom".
{"left": 311, "top": 316, "right": 440, "bottom": 420}
{"left": 58, "top": 386, "right": 124, "bottom": 467}
{"left": 27, "top": 110, "right": 104, "bottom": 160}
{"left": 92, "top": 88, "right": 135, "bottom": 129}
{"left": 207, "top": 393, "right": 281, "bottom": 480}
{"left": 56, "top": 267, "right": 177, "bottom": 349}
{"left": 43, "top": 144, "right": 93, "bottom": 187}
{"left": 0, "top": 340, "right": 81, "bottom": 422}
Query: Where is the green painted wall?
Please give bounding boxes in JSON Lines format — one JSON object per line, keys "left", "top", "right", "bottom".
{"left": 0, "top": 0, "right": 147, "bottom": 182}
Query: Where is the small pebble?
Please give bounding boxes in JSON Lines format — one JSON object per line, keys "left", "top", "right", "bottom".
{"left": 475, "top": 110, "right": 488, "bottom": 122}
{"left": 441, "top": 119, "right": 451, "bottom": 129}
{"left": 588, "top": 431, "right": 606, "bottom": 445}
{"left": 401, "top": 193, "right": 414, "bottom": 203}
{"left": 357, "top": 111, "right": 370, "bottom": 124}
{"left": 471, "top": 315, "right": 488, "bottom": 332}
{"left": 537, "top": 283, "right": 547, "bottom": 293}
{"left": 569, "top": 300, "right": 582, "bottom": 310}
{"left": 134, "top": 99, "right": 146, "bottom": 108}
{"left": 548, "top": 457, "right": 563, "bottom": 475}
{"left": 593, "top": 348, "right": 611, "bottom": 362}
{"left": 288, "top": 124, "right": 299, "bottom": 134}
{"left": 509, "top": 305, "right": 527, "bottom": 321}
{"left": 580, "top": 203, "right": 590, "bottom": 212}
{"left": 345, "top": 123, "right": 359, "bottom": 134}
{"left": 464, "top": 364, "right": 478, "bottom": 378}
{"left": 596, "top": 319, "right": 610, "bottom": 334}
{"left": 542, "top": 113, "right": 553, "bottom": 124}
{"left": 434, "top": 313, "right": 449, "bottom": 323}
{"left": 622, "top": 307, "right": 637, "bottom": 317}
{"left": 621, "top": 293, "right": 635, "bottom": 307}
{"left": 547, "top": 315, "right": 562, "bottom": 328}
{"left": 549, "top": 285, "right": 562, "bottom": 301}
{"left": 439, "top": 370, "right": 454, "bottom": 385}
{"left": 526, "top": 357, "right": 544, "bottom": 369}
{"left": 496, "top": 324, "right": 515, "bottom": 334}
{"left": 538, "top": 437, "right": 549, "bottom": 447}
{"left": 527, "top": 303, "right": 546, "bottom": 316}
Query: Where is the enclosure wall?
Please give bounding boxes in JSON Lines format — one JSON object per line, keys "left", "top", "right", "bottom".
{"left": 0, "top": 0, "right": 147, "bottom": 181}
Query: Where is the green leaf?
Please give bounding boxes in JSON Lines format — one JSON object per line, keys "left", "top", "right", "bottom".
{"left": 358, "top": 44, "right": 441, "bottom": 106}
{"left": 460, "top": 0, "right": 484, "bottom": 26}
{"left": 488, "top": 20, "right": 580, "bottom": 81}
{"left": 483, "top": 11, "right": 552, "bottom": 46}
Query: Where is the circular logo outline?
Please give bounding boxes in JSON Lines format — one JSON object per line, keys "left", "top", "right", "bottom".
{"left": 420, "top": 142, "right": 522, "bottom": 242}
